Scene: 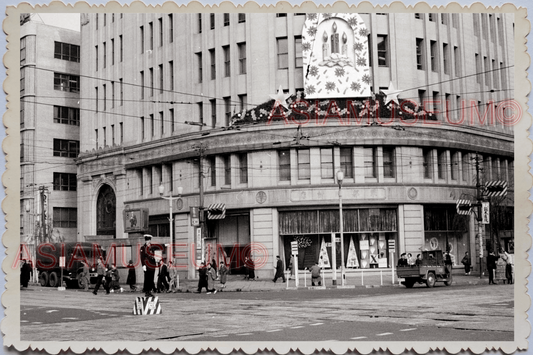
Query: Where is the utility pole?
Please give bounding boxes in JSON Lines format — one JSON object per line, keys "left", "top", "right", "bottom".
{"left": 474, "top": 153, "right": 484, "bottom": 279}
{"left": 193, "top": 144, "right": 207, "bottom": 264}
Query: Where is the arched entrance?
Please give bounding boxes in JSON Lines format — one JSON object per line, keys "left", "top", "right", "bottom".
{"left": 96, "top": 184, "right": 116, "bottom": 238}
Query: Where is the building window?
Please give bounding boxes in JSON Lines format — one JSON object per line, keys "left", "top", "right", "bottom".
{"left": 111, "top": 38, "right": 115, "bottom": 65}
{"left": 238, "top": 13, "right": 246, "bottom": 23}
{"left": 103, "top": 84, "right": 106, "bottom": 111}
{"left": 53, "top": 173, "right": 77, "bottom": 191}
{"left": 159, "top": 111, "right": 164, "bottom": 136}
{"left": 277, "top": 37, "right": 289, "bottom": 69}
{"left": 224, "top": 97, "right": 231, "bottom": 126}
{"left": 484, "top": 56, "right": 490, "bottom": 87}
{"left": 141, "top": 117, "right": 145, "bottom": 140}
{"left": 197, "top": 52, "right": 203, "bottom": 83}
{"left": 475, "top": 53, "right": 481, "bottom": 84}
{"left": 414, "top": 13, "right": 423, "bottom": 20}
{"left": 276, "top": 13, "right": 287, "bottom": 17}
{"left": 210, "top": 13, "right": 215, "bottom": 30}
{"left": 340, "top": 147, "right": 353, "bottom": 178}
{"left": 451, "top": 151, "right": 459, "bottom": 180}
{"left": 383, "top": 147, "right": 395, "bottom": 178}
{"left": 481, "top": 14, "right": 488, "bottom": 40}
{"left": 428, "top": 13, "right": 436, "bottom": 22}
{"left": 462, "top": 152, "right": 469, "bottom": 182}
{"left": 96, "top": 13, "right": 98, "bottom": 30}
{"left": 209, "top": 49, "right": 216, "bottom": 80}
{"left": 103, "top": 41, "right": 106, "bottom": 68}
{"left": 95, "top": 87, "right": 98, "bottom": 112}
{"left": 54, "top": 41, "right": 80, "bottom": 63}
{"left": 119, "top": 78, "right": 123, "bottom": 106}
{"left": 53, "top": 139, "right": 79, "bottom": 158}
{"left": 111, "top": 124, "right": 115, "bottom": 146}
{"left": 20, "top": 67, "right": 25, "bottom": 94}
{"left": 20, "top": 36, "right": 26, "bottom": 65}
{"left": 377, "top": 35, "right": 388, "bottom": 67}
{"left": 223, "top": 45, "right": 230, "bottom": 77}
{"left": 140, "top": 71, "right": 144, "bottom": 99}
{"left": 239, "top": 153, "right": 248, "bottom": 184}
{"left": 437, "top": 150, "right": 446, "bottom": 179}
{"left": 297, "top": 149, "right": 310, "bottom": 181}
{"left": 423, "top": 148, "right": 432, "bottom": 179}
{"left": 119, "top": 35, "right": 123, "bottom": 62}
{"left": 416, "top": 38, "right": 424, "bottom": 70}
{"left": 210, "top": 99, "right": 217, "bottom": 128}
{"left": 443, "top": 43, "right": 449, "bottom": 74}
{"left": 54, "top": 73, "right": 80, "bottom": 93}
{"left": 149, "top": 21, "right": 153, "bottom": 50}
{"left": 20, "top": 109, "right": 24, "bottom": 129}
{"left": 500, "top": 62, "right": 506, "bottom": 90}
{"left": 103, "top": 13, "right": 106, "bottom": 26}
{"left": 140, "top": 26, "right": 144, "bottom": 53}
{"left": 364, "top": 147, "right": 376, "bottom": 178}
{"left": 454, "top": 46, "right": 460, "bottom": 77}
{"left": 223, "top": 155, "right": 231, "bottom": 185}
{"left": 239, "top": 94, "right": 247, "bottom": 112}
{"left": 238, "top": 42, "right": 246, "bottom": 74}
{"left": 279, "top": 150, "right": 291, "bottom": 181}
{"left": 159, "top": 64, "right": 164, "bottom": 94}
{"left": 170, "top": 108, "right": 175, "bottom": 132}
{"left": 169, "top": 60, "right": 174, "bottom": 90}
{"left": 120, "top": 122, "right": 123, "bottom": 144}
{"left": 295, "top": 36, "right": 303, "bottom": 68}
{"left": 149, "top": 67, "right": 154, "bottom": 96}
{"left": 492, "top": 59, "right": 498, "bottom": 89}
{"left": 452, "top": 14, "right": 459, "bottom": 28}
{"left": 441, "top": 13, "right": 448, "bottom": 25}
{"left": 197, "top": 103, "right": 203, "bottom": 128}
{"left": 430, "top": 40, "right": 437, "bottom": 72}
{"left": 53, "top": 106, "right": 80, "bottom": 126}
{"left": 320, "top": 148, "right": 334, "bottom": 179}
{"left": 492, "top": 157, "right": 499, "bottom": 180}
{"left": 224, "top": 13, "right": 230, "bottom": 26}
{"left": 103, "top": 126, "right": 107, "bottom": 147}
{"left": 208, "top": 156, "right": 216, "bottom": 186}
{"left": 111, "top": 81, "right": 115, "bottom": 108}
{"left": 53, "top": 207, "right": 77, "bottom": 228}
{"left": 198, "top": 13, "right": 202, "bottom": 33}
{"left": 150, "top": 114, "right": 154, "bottom": 137}
{"left": 169, "top": 14, "right": 173, "bottom": 42}
{"left": 158, "top": 17, "right": 163, "bottom": 47}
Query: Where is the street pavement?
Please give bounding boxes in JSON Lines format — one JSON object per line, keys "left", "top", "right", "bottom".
{"left": 20, "top": 273, "right": 514, "bottom": 342}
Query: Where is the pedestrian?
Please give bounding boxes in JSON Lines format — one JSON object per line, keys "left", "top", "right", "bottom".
{"left": 140, "top": 234, "right": 157, "bottom": 297}
{"left": 206, "top": 263, "right": 218, "bottom": 294}
{"left": 309, "top": 261, "right": 322, "bottom": 286}
{"left": 487, "top": 251, "right": 498, "bottom": 285}
{"left": 444, "top": 252, "right": 453, "bottom": 276}
{"left": 407, "top": 253, "right": 415, "bottom": 266}
{"left": 247, "top": 257, "right": 255, "bottom": 280}
{"left": 501, "top": 250, "right": 513, "bottom": 284}
{"left": 272, "top": 255, "right": 286, "bottom": 283}
{"left": 126, "top": 260, "right": 137, "bottom": 291}
{"left": 92, "top": 259, "right": 106, "bottom": 295}
{"left": 197, "top": 261, "right": 209, "bottom": 293}
{"left": 157, "top": 259, "right": 170, "bottom": 293}
{"left": 168, "top": 260, "right": 179, "bottom": 292}
{"left": 461, "top": 251, "right": 471, "bottom": 275}
{"left": 288, "top": 256, "right": 295, "bottom": 280}
{"left": 415, "top": 254, "right": 422, "bottom": 266}
{"left": 20, "top": 259, "right": 32, "bottom": 288}
{"left": 109, "top": 264, "right": 122, "bottom": 292}
{"left": 218, "top": 261, "right": 228, "bottom": 290}
{"left": 211, "top": 258, "right": 218, "bottom": 279}
{"left": 104, "top": 264, "right": 113, "bottom": 294}
{"left": 243, "top": 256, "right": 250, "bottom": 280}
{"left": 398, "top": 253, "right": 408, "bottom": 267}
{"left": 80, "top": 261, "right": 90, "bottom": 291}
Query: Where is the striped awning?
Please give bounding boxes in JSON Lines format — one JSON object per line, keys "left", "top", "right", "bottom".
{"left": 207, "top": 203, "right": 226, "bottom": 220}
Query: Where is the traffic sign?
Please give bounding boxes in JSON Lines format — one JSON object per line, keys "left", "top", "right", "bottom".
{"left": 291, "top": 241, "right": 298, "bottom": 255}
{"left": 456, "top": 199, "right": 472, "bottom": 215}
{"left": 59, "top": 256, "right": 66, "bottom": 268}
{"left": 485, "top": 181, "right": 508, "bottom": 198}
{"left": 481, "top": 202, "right": 490, "bottom": 224}
{"left": 388, "top": 240, "right": 395, "bottom": 250}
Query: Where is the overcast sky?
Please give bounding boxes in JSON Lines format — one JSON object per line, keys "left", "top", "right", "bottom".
{"left": 29, "top": 13, "right": 80, "bottom": 31}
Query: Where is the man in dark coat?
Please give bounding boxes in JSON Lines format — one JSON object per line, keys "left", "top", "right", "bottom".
{"left": 157, "top": 259, "right": 170, "bottom": 293}
{"left": 20, "top": 259, "right": 32, "bottom": 288}
{"left": 487, "top": 251, "right": 498, "bottom": 285}
{"left": 140, "top": 234, "right": 157, "bottom": 297}
{"left": 272, "top": 256, "right": 286, "bottom": 283}
{"left": 126, "top": 260, "right": 137, "bottom": 291}
{"left": 197, "top": 261, "right": 208, "bottom": 293}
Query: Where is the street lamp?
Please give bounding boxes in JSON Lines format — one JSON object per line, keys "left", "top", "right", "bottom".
{"left": 158, "top": 184, "right": 183, "bottom": 263}
{"left": 336, "top": 170, "right": 346, "bottom": 286}
{"left": 25, "top": 201, "right": 38, "bottom": 282}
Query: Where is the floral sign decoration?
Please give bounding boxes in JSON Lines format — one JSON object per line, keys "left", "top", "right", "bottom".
{"left": 295, "top": 236, "right": 312, "bottom": 249}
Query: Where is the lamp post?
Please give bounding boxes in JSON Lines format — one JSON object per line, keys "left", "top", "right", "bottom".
{"left": 25, "top": 201, "right": 38, "bottom": 283}
{"left": 336, "top": 170, "right": 346, "bottom": 286}
{"left": 158, "top": 185, "right": 183, "bottom": 262}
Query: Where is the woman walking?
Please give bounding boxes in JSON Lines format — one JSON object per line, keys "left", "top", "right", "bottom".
{"left": 461, "top": 251, "right": 471, "bottom": 275}
{"left": 218, "top": 261, "right": 228, "bottom": 290}
{"left": 206, "top": 263, "right": 218, "bottom": 294}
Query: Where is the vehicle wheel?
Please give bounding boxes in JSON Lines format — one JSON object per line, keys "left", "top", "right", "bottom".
{"left": 49, "top": 272, "right": 59, "bottom": 288}
{"left": 426, "top": 272, "right": 436, "bottom": 288}
{"left": 77, "top": 275, "right": 87, "bottom": 289}
{"left": 39, "top": 271, "right": 49, "bottom": 287}
{"left": 444, "top": 273, "right": 453, "bottom": 286}
{"left": 404, "top": 278, "right": 415, "bottom": 288}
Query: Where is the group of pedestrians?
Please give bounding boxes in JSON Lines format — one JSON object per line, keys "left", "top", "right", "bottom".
{"left": 92, "top": 259, "right": 122, "bottom": 295}
{"left": 196, "top": 259, "right": 229, "bottom": 294}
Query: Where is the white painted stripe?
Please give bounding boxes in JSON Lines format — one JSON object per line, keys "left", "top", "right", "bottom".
{"left": 212, "top": 335, "right": 228, "bottom": 338}
{"left": 399, "top": 328, "right": 417, "bottom": 332}
{"left": 236, "top": 333, "right": 253, "bottom": 336}
{"left": 46, "top": 310, "right": 58, "bottom": 313}
{"left": 310, "top": 323, "right": 323, "bottom": 326}
{"left": 32, "top": 322, "right": 43, "bottom": 324}
{"left": 290, "top": 326, "right": 304, "bottom": 329}
{"left": 376, "top": 332, "right": 394, "bottom": 336}
{"left": 61, "top": 317, "right": 79, "bottom": 320}
{"left": 351, "top": 336, "right": 367, "bottom": 340}
{"left": 266, "top": 329, "right": 282, "bottom": 333}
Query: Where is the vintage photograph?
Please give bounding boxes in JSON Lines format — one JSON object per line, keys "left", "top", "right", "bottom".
{"left": 7, "top": 4, "right": 530, "bottom": 353}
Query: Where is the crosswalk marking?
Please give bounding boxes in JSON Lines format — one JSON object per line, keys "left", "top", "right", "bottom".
{"left": 290, "top": 326, "right": 304, "bottom": 329}
{"left": 310, "top": 323, "right": 323, "bottom": 326}
{"left": 212, "top": 335, "right": 228, "bottom": 338}
{"left": 376, "top": 332, "right": 394, "bottom": 336}
{"left": 399, "top": 328, "right": 417, "bottom": 332}
{"left": 351, "top": 336, "right": 367, "bottom": 340}
{"left": 61, "top": 317, "right": 79, "bottom": 320}
{"left": 266, "top": 329, "right": 282, "bottom": 333}
{"left": 236, "top": 333, "right": 252, "bottom": 336}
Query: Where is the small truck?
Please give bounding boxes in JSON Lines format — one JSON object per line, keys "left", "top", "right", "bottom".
{"left": 397, "top": 250, "right": 453, "bottom": 288}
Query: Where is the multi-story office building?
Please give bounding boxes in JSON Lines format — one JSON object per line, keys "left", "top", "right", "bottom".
{"left": 20, "top": 19, "right": 81, "bottom": 256}
{"left": 77, "top": 12, "right": 514, "bottom": 280}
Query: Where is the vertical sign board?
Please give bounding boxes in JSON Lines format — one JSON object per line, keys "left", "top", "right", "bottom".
{"left": 290, "top": 241, "right": 299, "bottom": 287}
{"left": 195, "top": 227, "right": 202, "bottom": 263}
{"left": 291, "top": 241, "right": 298, "bottom": 255}
{"left": 481, "top": 202, "right": 490, "bottom": 224}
